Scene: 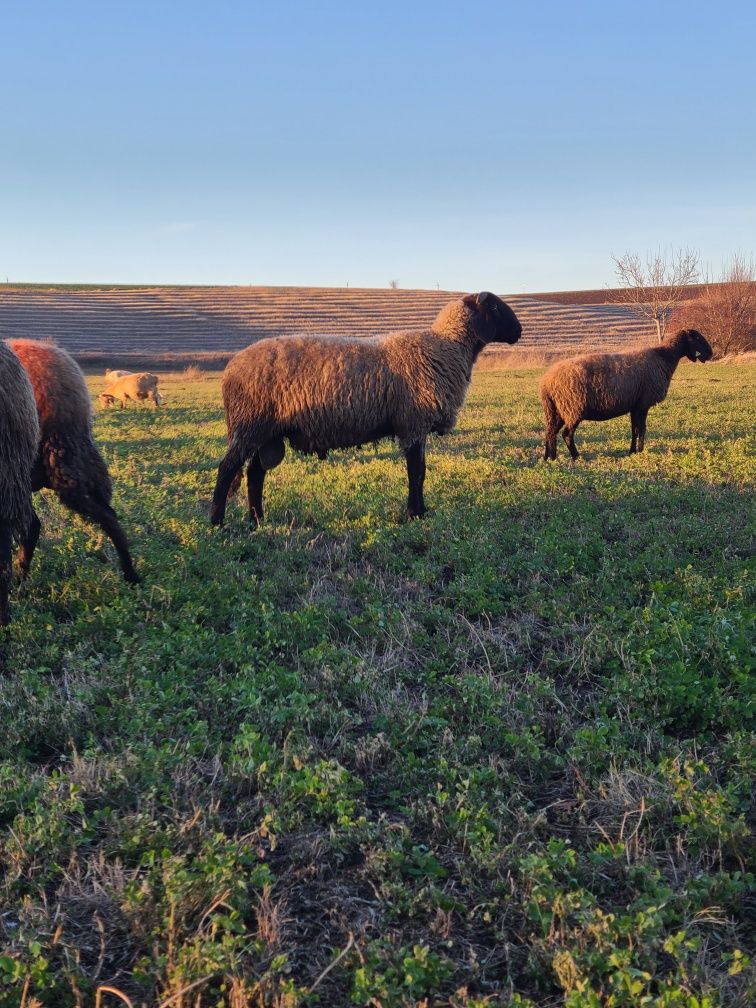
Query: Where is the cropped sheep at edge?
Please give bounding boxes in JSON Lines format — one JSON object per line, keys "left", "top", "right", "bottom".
{"left": 210, "top": 291, "right": 522, "bottom": 526}
{"left": 539, "top": 328, "right": 713, "bottom": 460}
{"left": 7, "top": 339, "right": 140, "bottom": 584}
{"left": 0, "top": 343, "right": 40, "bottom": 624}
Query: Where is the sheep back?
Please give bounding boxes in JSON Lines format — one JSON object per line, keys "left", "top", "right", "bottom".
{"left": 0, "top": 343, "right": 40, "bottom": 538}
{"left": 105, "top": 372, "right": 160, "bottom": 402}
{"left": 223, "top": 325, "right": 473, "bottom": 455}
{"left": 7, "top": 339, "right": 113, "bottom": 504}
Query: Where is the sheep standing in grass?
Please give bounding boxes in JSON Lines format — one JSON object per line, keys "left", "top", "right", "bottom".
{"left": 210, "top": 292, "right": 522, "bottom": 526}
{"left": 0, "top": 345, "right": 40, "bottom": 624}
{"left": 7, "top": 340, "right": 140, "bottom": 584}
{"left": 540, "top": 328, "right": 713, "bottom": 460}
{"left": 105, "top": 368, "right": 132, "bottom": 381}
{"left": 104, "top": 371, "right": 162, "bottom": 408}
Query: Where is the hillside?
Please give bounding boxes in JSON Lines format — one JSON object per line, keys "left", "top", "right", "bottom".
{"left": 0, "top": 284, "right": 656, "bottom": 366}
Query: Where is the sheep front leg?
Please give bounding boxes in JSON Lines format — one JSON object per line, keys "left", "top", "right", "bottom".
{"left": 404, "top": 438, "right": 427, "bottom": 519}
{"left": 0, "top": 520, "right": 13, "bottom": 626}
{"left": 630, "top": 407, "right": 648, "bottom": 454}
{"left": 16, "top": 508, "right": 41, "bottom": 580}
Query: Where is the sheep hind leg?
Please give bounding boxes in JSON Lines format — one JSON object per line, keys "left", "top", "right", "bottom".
{"left": 210, "top": 439, "right": 247, "bottom": 526}
{"left": 60, "top": 490, "right": 140, "bottom": 584}
{"left": 0, "top": 520, "right": 13, "bottom": 626}
{"left": 562, "top": 424, "right": 580, "bottom": 461}
{"left": 247, "top": 438, "right": 286, "bottom": 526}
{"left": 227, "top": 471, "right": 243, "bottom": 499}
{"left": 542, "top": 395, "right": 564, "bottom": 460}
{"left": 404, "top": 438, "right": 427, "bottom": 519}
{"left": 16, "top": 508, "right": 41, "bottom": 580}
{"left": 545, "top": 416, "right": 564, "bottom": 460}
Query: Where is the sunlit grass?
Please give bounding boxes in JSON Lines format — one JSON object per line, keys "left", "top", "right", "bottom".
{"left": 0, "top": 363, "right": 753, "bottom": 1007}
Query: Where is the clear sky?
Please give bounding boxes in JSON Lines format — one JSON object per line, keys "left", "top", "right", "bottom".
{"left": 2, "top": 1, "right": 754, "bottom": 292}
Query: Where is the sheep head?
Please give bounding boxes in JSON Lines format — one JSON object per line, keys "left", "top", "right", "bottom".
{"left": 463, "top": 292, "right": 522, "bottom": 346}
{"left": 673, "top": 328, "right": 714, "bottom": 363}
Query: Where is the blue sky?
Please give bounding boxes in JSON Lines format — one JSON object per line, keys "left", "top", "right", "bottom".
{"left": 2, "top": 1, "right": 754, "bottom": 292}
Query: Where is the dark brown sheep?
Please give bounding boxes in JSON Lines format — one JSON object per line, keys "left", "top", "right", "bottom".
{"left": 211, "top": 292, "right": 522, "bottom": 525}
{"left": 7, "top": 340, "right": 140, "bottom": 584}
{"left": 0, "top": 344, "right": 40, "bottom": 624}
{"left": 540, "top": 329, "right": 713, "bottom": 460}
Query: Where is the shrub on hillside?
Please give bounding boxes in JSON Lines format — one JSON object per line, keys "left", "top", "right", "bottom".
{"left": 671, "top": 257, "right": 756, "bottom": 357}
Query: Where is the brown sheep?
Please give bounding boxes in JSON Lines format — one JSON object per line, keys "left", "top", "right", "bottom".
{"left": 0, "top": 344, "right": 40, "bottom": 624}
{"left": 104, "top": 372, "right": 162, "bottom": 408}
{"left": 210, "top": 292, "right": 522, "bottom": 526}
{"left": 540, "top": 328, "right": 713, "bottom": 460}
{"left": 7, "top": 340, "right": 140, "bottom": 584}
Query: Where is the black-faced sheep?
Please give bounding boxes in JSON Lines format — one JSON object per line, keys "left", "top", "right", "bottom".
{"left": 104, "top": 372, "right": 163, "bottom": 408}
{"left": 7, "top": 340, "right": 140, "bottom": 584}
{"left": 540, "top": 328, "right": 713, "bottom": 460}
{"left": 0, "top": 344, "right": 40, "bottom": 624}
{"left": 210, "top": 292, "right": 522, "bottom": 525}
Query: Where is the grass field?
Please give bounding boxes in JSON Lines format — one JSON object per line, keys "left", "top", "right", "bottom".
{"left": 1, "top": 364, "right": 754, "bottom": 1008}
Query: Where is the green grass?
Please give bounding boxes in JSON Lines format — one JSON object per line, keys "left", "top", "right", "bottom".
{"left": 1, "top": 364, "right": 753, "bottom": 1008}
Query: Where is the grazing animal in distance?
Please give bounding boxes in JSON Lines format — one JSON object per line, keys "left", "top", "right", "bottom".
{"left": 105, "top": 368, "right": 133, "bottom": 381}
{"left": 540, "top": 328, "right": 713, "bottom": 460}
{"left": 7, "top": 339, "right": 140, "bottom": 584}
{"left": 210, "top": 291, "right": 522, "bottom": 526}
{"left": 104, "top": 371, "right": 163, "bottom": 408}
{"left": 0, "top": 344, "right": 40, "bottom": 624}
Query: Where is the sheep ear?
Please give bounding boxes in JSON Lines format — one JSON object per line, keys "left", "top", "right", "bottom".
{"left": 463, "top": 292, "right": 488, "bottom": 312}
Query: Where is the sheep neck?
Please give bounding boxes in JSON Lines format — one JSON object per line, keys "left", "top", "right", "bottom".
{"left": 429, "top": 329, "right": 480, "bottom": 373}
{"left": 651, "top": 343, "right": 684, "bottom": 379}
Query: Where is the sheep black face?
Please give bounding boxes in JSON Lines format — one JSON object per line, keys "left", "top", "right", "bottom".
{"left": 463, "top": 292, "right": 522, "bottom": 346}
{"left": 680, "top": 329, "right": 713, "bottom": 363}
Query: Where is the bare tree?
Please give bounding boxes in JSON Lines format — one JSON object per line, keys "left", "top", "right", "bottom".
{"left": 389, "top": 279, "right": 399, "bottom": 289}
{"left": 612, "top": 248, "right": 700, "bottom": 342}
{"left": 672, "top": 256, "right": 756, "bottom": 356}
